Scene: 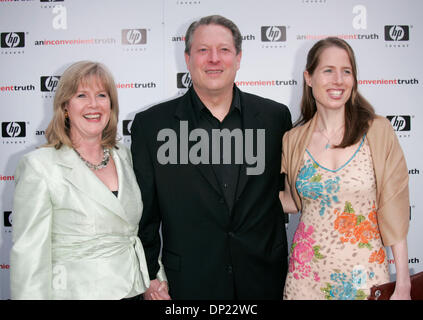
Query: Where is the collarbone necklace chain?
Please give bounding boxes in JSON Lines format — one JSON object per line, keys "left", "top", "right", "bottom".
{"left": 74, "top": 147, "right": 111, "bottom": 170}
{"left": 318, "top": 125, "right": 344, "bottom": 150}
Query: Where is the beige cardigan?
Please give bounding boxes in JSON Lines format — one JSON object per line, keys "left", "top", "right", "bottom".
{"left": 282, "top": 114, "right": 409, "bottom": 246}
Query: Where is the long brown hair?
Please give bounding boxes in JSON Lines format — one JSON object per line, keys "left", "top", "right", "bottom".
{"left": 296, "top": 37, "right": 375, "bottom": 148}
{"left": 44, "top": 61, "right": 119, "bottom": 149}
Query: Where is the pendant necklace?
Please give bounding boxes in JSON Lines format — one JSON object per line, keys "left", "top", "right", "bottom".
{"left": 74, "top": 147, "right": 110, "bottom": 170}
{"left": 318, "top": 125, "right": 344, "bottom": 150}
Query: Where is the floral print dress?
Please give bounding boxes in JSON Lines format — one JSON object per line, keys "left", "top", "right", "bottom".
{"left": 283, "top": 137, "right": 390, "bottom": 300}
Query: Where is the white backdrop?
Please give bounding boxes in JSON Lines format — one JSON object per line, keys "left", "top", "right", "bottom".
{"left": 0, "top": 0, "right": 421, "bottom": 300}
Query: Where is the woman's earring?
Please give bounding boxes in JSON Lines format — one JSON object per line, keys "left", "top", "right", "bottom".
{"left": 64, "top": 110, "right": 69, "bottom": 118}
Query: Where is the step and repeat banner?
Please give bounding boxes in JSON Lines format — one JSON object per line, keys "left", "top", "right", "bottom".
{"left": 0, "top": 0, "right": 421, "bottom": 300}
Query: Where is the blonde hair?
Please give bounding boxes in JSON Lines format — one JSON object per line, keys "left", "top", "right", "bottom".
{"left": 45, "top": 61, "right": 119, "bottom": 149}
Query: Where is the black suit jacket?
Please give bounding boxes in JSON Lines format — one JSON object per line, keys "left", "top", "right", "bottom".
{"left": 131, "top": 86, "right": 292, "bottom": 299}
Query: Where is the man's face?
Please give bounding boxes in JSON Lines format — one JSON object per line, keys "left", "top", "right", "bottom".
{"left": 185, "top": 24, "right": 241, "bottom": 97}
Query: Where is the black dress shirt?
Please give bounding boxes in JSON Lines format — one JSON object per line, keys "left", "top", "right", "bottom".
{"left": 190, "top": 87, "right": 242, "bottom": 213}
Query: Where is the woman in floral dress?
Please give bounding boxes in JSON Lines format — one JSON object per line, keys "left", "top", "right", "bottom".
{"left": 280, "top": 37, "right": 411, "bottom": 300}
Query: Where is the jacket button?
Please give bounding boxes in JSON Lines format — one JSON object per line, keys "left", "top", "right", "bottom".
{"left": 219, "top": 197, "right": 225, "bottom": 203}
{"left": 226, "top": 265, "right": 233, "bottom": 274}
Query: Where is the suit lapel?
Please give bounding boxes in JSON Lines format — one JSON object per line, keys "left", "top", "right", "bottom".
{"left": 113, "top": 146, "right": 143, "bottom": 226}
{"left": 235, "top": 92, "right": 262, "bottom": 201}
{"left": 173, "top": 89, "right": 221, "bottom": 196}
{"left": 173, "top": 88, "right": 264, "bottom": 200}
{"left": 56, "top": 145, "right": 130, "bottom": 224}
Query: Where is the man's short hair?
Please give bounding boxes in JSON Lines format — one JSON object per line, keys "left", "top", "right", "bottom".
{"left": 184, "top": 15, "right": 242, "bottom": 55}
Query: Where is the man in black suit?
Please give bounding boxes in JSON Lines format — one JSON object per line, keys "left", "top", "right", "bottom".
{"left": 131, "top": 15, "right": 292, "bottom": 300}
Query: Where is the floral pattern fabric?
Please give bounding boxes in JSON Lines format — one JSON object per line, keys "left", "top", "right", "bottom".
{"left": 296, "top": 159, "right": 340, "bottom": 216}
{"left": 288, "top": 222, "right": 324, "bottom": 282}
{"left": 283, "top": 138, "right": 390, "bottom": 300}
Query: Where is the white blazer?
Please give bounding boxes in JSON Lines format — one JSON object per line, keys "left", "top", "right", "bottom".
{"left": 10, "top": 143, "right": 151, "bottom": 299}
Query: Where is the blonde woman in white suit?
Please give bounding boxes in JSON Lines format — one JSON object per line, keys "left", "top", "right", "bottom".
{"left": 10, "top": 61, "right": 162, "bottom": 299}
